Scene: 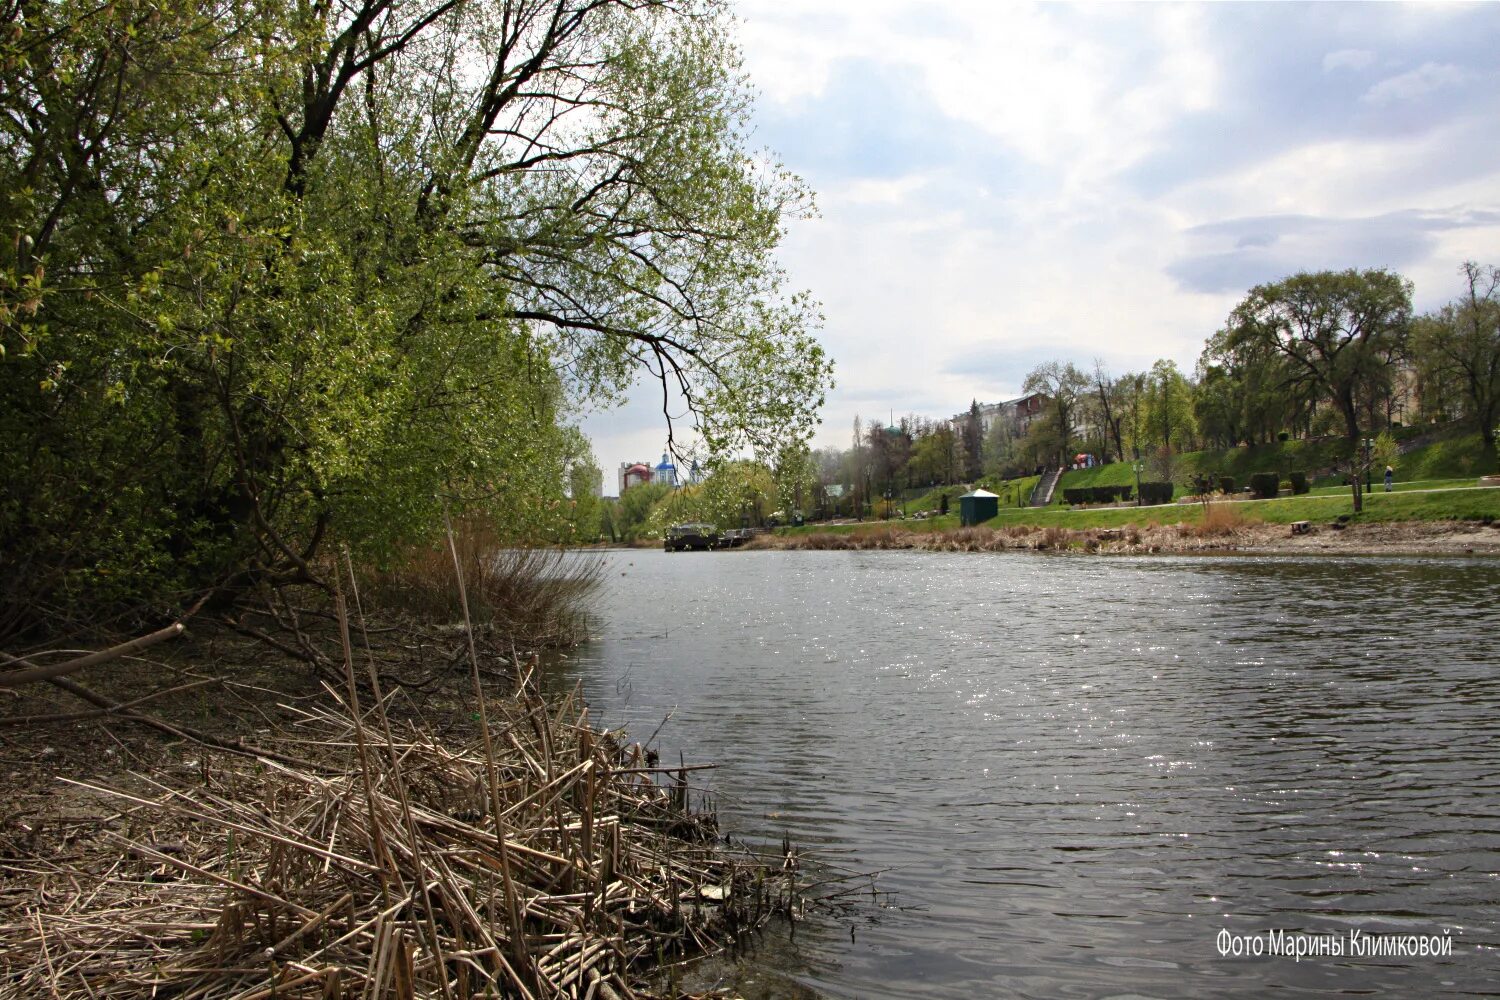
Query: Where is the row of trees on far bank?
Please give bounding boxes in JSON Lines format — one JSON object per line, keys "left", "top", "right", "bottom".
{"left": 807, "top": 264, "right": 1498, "bottom": 513}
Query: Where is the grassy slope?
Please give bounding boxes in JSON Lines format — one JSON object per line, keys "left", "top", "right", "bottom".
{"left": 783, "top": 486, "right": 1500, "bottom": 536}
{"left": 820, "top": 426, "right": 1500, "bottom": 535}
{"left": 1056, "top": 427, "right": 1498, "bottom": 497}
{"left": 905, "top": 475, "right": 1041, "bottom": 514}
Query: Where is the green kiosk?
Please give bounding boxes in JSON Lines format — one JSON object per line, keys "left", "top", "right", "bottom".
{"left": 959, "top": 488, "right": 999, "bottom": 526}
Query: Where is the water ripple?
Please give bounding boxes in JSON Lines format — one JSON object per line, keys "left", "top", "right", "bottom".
{"left": 546, "top": 550, "right": 1500, "bottom": 998}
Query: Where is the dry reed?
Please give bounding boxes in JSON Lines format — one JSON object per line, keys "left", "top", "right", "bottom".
{"left": 364, "top": 520, "right": 605, "bottom": 647}
{"left": 1178, "top": 500, "right": 1253, "bottom": 538}
{"left": 0, "top": 667, "right": 793, "bottom": 999}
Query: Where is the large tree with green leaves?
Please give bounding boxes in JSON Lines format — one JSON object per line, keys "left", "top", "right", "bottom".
{"left": 1225, "top": 269, "right": 1412, "bottom": 445}
{"left": 1022, "top": 360, "right": 1087, "bottom": 466}
{"left": 1411, "top": 262, "right": 1500, "bottom": 449}
{"left": 1142, "top": 359, "right": 1195, "bottom": 452}
{"left": 0, "top": 0, "right": 831, "bottom": 636}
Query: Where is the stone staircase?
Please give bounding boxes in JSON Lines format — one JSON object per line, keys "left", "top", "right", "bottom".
{"left": 1029, "top": 466, "right": 1062, "bottom": 507}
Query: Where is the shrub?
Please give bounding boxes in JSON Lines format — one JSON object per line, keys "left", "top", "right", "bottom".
{"left": 1289, "top": 471, "right": 1309, "bottom": 494}
{"left": 1278, "top": 431, "right": 1290, "bottom": 442}
{"left": 1217, "top": 475, "right": 1236, "bottom": 495}
{"left": 1249, "top": 472, "right": 1280, "bottom": 499}
{"left": 1139, "top": 481, "right": 1174, "bottom": 506}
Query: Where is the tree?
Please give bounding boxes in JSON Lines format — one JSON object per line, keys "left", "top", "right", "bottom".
{"left": 1117, "top": 371, "right": 1148, "bottom": 459}
{"left": 615, "top": 481, "right": 672, "bottom": 542}
{"left": 694, "top": 460, "right": 776, "bottom": 528}
{"left": 866, "top": 418, "right": 912, "bottom": 514}
{"left": 981, "top": 409, "right": 1016, "bottom": 478}
{"left": 0, "top": 0, "right": 832, "bottom": 635}
{"left": 1226, "top": 269, "right": 1412, "bottom": 444}
{"left": 1090, "top": 361, "right": 1125, "bottom": 463}
{"left": 565, "top": 462, "right": 603, "bottom": 544}
{"left": 1143, "top": 359, "right": 1195, "bottom": 452}
{"left": 910, "top": 425, "right": 957, "bottom": 486}
{"left": 961, "top": 401, "right": 983, "bottom": 480}
{"left": 1411, "top": 262, "right": 1500, "bottom": 448}
{"left": 771, "top": 441, "right": 817, "bottom": 518}
{"left": 1022, "top": 361, "right": 1087, "bottom": 466}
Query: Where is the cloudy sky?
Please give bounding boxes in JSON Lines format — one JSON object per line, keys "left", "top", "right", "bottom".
{"left": 581, "top": 0, "right": 1500, "bottom": 491}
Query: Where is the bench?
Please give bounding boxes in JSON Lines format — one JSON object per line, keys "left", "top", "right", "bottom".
{"left": 1290, "top": 521, "right": 1311, "bottom": 535}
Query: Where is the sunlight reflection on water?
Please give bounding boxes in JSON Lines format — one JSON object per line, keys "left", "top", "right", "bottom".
{"left": 546, "top": 549, "right": 1500, "bottom": 998}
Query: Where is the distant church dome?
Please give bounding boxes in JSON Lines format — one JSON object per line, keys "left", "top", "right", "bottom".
{"left": 654, "top": 452, "right": 678, "bottom": 487}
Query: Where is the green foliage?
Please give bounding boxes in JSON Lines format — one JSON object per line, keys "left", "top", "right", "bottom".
{"left": 615, "top": 482, "right": 673, "bottom": 542}
{"left": 1142, "top": 359, "right": 1196, "bottom": 452}
{"left": 1227, "top": 268, "right": 1412, "bottom": 443}
{"left": 686, "top": 460, "right": 777, "bottom": 529}
{"left": 1138, "top": 482, "right": 1175, "bottom": 506}
{"left": 0, "top": 0, "right": 830, "bottom": 633}
{"left": 1249, "top": 473, "right": 1280, "bottom": 499}
{"left": 1409, "top": 263, "right": 1500, "bottom": 444}
{"left": 1022, "top": 361, "right": 1088, "bottom": 463}
{"left": 1289, "top": 471, "right": 1310, "bottom": 494}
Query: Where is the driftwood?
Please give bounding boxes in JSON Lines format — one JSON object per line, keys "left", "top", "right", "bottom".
{"left": 0, "top": 621, "right": 186, "bottom": 687}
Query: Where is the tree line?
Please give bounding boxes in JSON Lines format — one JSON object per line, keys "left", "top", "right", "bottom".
{"left": 803, "top": 265, "right": 1498, "bottom": 516}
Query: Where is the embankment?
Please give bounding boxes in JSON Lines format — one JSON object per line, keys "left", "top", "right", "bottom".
{"left": 751, "top": 518, "right": 1500, "bottom": 557}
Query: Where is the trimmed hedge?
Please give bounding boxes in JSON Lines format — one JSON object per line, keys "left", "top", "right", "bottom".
{"left": 1139, "top": 481, "right": 1174, "bottom": 506}
{"left": 1217, "top": 475, "right": 1236, "bottom": 494}
{"left": 1249, "top": 472, "right": 1280, "bottom": 499}
{"left": 1063, "top": 485, "right": 1136, "bottom": 505}
{"left": 1289, "top": 471, "right": 1309, "bottom": 494}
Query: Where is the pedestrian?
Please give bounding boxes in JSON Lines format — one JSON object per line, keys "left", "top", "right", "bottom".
{"left": 1384, "top": 465, "right": 1394, "bottom": 492}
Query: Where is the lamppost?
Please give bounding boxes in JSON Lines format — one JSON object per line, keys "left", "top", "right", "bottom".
{"left": 1133, "top": 461, "right": 1144, "bottom": 506}
{"left": 1363, "top": 437, "right": 1374, "bottom": 493}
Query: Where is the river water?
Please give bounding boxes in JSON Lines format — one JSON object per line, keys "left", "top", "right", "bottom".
{"left": 543, "top": 548, "right": 1500, "bottom": 998}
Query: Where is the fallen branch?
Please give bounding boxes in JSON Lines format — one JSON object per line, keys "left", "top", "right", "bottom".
{"left": 0, "top": 677, "right": 218, "bottom": 727}
{"left": 0, "top": 621, "right": 186, "bottom": 687}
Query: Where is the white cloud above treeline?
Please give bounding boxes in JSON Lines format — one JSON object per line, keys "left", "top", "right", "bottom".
{"left": 583, "top": 0, "right": 1500, "bottom": 477}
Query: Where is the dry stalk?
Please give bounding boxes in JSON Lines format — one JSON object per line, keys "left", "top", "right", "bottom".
{"left": 0, "top": 662, "right": 792, "bottom": 999}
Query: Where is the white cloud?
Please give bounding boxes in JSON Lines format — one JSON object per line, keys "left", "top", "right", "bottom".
{"left": 584, "top": 2, "right": 1500, "bottom": 470}
{"left": 1323, "top": 48, "right": 1376, "bottom": 73}
{"left": 1361, "top": 62, "right": 1473, "bottom": 105}
{"left": 739, "top": 2, "right": 1218, "bottom": 184}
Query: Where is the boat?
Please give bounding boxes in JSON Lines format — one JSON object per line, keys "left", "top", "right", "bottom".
{"left": 720, "top": 528, "right": 753, "bottom": 548}
{"left": 664, "top": 523, "right": 721, "bottom": 552}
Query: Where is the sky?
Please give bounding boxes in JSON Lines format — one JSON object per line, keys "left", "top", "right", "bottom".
{"left": 580, "top": 0, "right": 1500, "bottom": 492}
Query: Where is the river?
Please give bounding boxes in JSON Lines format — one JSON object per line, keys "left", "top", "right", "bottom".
{"left": 543, "top": 548, "right": 1500, "bottom": 998}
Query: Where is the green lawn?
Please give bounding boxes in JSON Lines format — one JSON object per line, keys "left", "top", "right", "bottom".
{"left": 1056, "top": 426, "right": 1498, "bottom": 499}
{"left": 783, "top": 484, "right": 1500, "bottom": 536}
{"left": 856, "top": 425, "right": 1498, "bottom": 527}
{"left": 1304, "top": 478, "right": 1477, "bottom": 497}
{"left": 903, "top": 475, "right": 1041, "bottom": 514}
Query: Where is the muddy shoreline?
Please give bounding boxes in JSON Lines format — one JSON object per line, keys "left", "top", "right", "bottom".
{"left": 749, "top": 519, "right": 1500, "bottom": 558}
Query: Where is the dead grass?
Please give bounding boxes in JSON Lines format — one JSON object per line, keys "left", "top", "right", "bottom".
{"left": 1177, "top": 500, "right": 1256, "bottom": 538}
{"left": 0, "top": 674, "right": 797, "bottom": 999}
{"left": 362, "top": 520, "right": 604, "bottom": 647}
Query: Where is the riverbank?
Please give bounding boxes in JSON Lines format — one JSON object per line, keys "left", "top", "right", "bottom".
{"left": 0, "top": 612, "right": 797, "bottom": 998}
{"left": 753, "top": 516, "right": 1500, "bottom": 557}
